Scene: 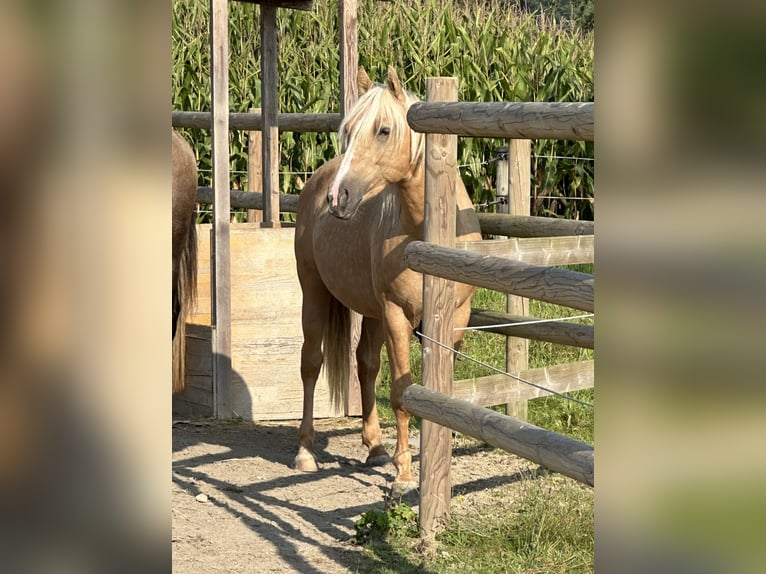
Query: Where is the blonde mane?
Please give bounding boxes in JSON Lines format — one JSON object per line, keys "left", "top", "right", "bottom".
{"left": 338, "top": 83, "right": 424, "bottom": 168}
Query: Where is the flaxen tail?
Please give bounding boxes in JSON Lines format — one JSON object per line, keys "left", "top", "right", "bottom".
{"left": 172, "top": 215, "right": 197, "bottom": 394}
{"left": 324, "top": 296, "right": 351, "bottom": 411}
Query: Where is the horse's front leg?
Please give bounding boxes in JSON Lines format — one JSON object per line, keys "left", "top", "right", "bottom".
{"left": 294, "top": 276, "right": 331, "bottom": 472}
{"left": 383, "top": 301, "right": 418, "bottom": 494}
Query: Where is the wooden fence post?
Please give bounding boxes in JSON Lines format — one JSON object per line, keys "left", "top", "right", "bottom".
{"left": 210, "top": 0, "right": 232, "bottom": 418}
{"left": 339, "top": 0, "right": 358, "bottom": 117}
{"left": 419, "top": 76, "right": 458, "bottom": 543}
{"left": 339, "top": 0, "right": 362, "bottom": 416}
{"left": 247, "top": 107, "right": 263, "bottom": 224}
{"left": 505, "top": 139, "right": 531, "bottom": 420}
{"left": 260, "top": 4, "right": 280, "bottom": 228}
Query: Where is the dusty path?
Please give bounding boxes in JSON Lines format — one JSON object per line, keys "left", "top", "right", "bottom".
{"left": 172, "top": 417, "right": 536, "bottom": 573}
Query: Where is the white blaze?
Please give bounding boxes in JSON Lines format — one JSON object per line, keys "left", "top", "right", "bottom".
{"left": 328, "top": 145, "right": 354, "bottom": 208}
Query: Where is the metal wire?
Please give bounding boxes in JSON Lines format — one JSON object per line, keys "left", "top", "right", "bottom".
{"left": 415, "top": 330, "right": 594, "bottom": 408}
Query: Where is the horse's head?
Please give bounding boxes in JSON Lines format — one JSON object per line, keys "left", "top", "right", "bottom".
{"left": 326, "top": 66, "right": 423, "bottom": 220}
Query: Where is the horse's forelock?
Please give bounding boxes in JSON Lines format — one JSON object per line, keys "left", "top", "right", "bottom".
{"left": 339, "top": 84, "right": 423, "bottom": 166}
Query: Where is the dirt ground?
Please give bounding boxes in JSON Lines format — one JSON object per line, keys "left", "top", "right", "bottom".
{"left": 172, "top": 416, "right": 539, "bottom": 573}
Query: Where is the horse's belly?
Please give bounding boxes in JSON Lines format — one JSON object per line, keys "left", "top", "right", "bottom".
{"left": 312, "top": 216, "right": 381, "bottom": 318}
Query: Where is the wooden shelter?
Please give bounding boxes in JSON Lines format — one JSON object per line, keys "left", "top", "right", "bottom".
{"left": 173, "top": 0, "right": 363, "bottom": 419}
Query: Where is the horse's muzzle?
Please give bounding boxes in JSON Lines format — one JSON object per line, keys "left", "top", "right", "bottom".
{"left": 327, "top": 187, "right": 352, "bottom": 219}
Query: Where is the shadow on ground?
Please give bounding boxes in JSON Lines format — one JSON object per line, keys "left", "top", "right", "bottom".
{"left": 172, "top": 418, "right": 538, "bottom": 573}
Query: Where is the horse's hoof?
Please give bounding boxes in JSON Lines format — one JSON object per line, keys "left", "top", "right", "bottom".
{"left": 365, "top": 453, "right": 391, "bottom": 467}
{"left": 390, "top": 480, "right": 418, "bottom": 497}
{"left": 293, "top": 450, "right": 318, "bottom": 472}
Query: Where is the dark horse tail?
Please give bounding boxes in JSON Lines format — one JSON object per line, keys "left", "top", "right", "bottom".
{"left": 324, "top": 296, "right": 351, "bottom": 411}
{"left": 172, "top": 215, "right": 197, "bottom": 394}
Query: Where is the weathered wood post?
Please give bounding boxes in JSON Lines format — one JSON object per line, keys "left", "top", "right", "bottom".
{"left": 260, "top": 4, "right": 280, "bottom": 228}
{"left": 419, "top": 76, "right": 458, "bottom": 542}
{"left": 247, "top": 107, "right": 263, "bottom": 224}
{"left": 210, "top": 0, "right": 232, "bottom": 417}
{"left": 505, "top": 139, "right": 531, "bottom": 420}
{"left": 339, "top": 0, "right": 363, "bottom": 416}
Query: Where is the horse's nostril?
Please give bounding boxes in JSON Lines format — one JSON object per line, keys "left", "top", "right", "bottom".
{"left": 326, "top": 193, "right": 332, "bottom": 206}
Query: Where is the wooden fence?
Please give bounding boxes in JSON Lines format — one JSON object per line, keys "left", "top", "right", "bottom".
{"left": 404, "top": 78, "right": 594, "bottom": 541}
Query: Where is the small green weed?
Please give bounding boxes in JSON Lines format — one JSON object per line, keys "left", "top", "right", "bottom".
{"left": 355, "top": 503, "right": 419, "bottom": 543}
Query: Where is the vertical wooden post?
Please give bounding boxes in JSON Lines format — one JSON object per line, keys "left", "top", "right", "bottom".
{"left": 260, "top": 5, "right": 280, "bottom": 228}
{"left": 339, "top": 0, "right": 358, "bottom": 117}
{"left": 210, "top": 0, "right": 232, "bottom": 418}
{"left": 420, "top": 77, "right": 458, "bottom": 542}
{"left": 495, "top": 145, "right": 509, "bottom": 217}
{"left": 340, "top": 0, "right": 362, "bottom": 416}
{"left": 247, "top": 107, "right": 263, "bottom": 224}
{"left": 505, "top": 139, "right": 531, "bottom": 420}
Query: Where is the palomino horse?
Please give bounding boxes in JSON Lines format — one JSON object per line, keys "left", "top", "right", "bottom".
{"left": 172, "top": 130, "right": 198, "bottom": 394}
{"left": 294, "top": 67, "right": 482, "bottom": 493}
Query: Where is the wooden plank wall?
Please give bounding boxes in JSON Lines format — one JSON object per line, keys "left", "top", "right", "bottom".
{"left": 172, "top": 224, "right": 342, "bottom": 420}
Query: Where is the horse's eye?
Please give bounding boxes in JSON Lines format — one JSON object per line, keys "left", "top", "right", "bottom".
{"left": 377, "top": 126, "right": 391, "bottom": 138}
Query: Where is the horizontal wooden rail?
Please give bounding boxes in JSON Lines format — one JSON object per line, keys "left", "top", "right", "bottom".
{"left": 172, "top": 111, "right": 342, "bottom": 133}
{"left": 234, "top": 0, "right": 313, "bottom": 10}
{"left": 403, "top": 384, "right": 594, "bottom": 486}
{"left": 468, "top": 309, "right": 593, "bottom": 349}
{"left": 196, "top": 187, "right": 299, "bottom": 212}
{"left": 407, "top": 102, "right": 594, "bottom": 141}
{"left": 454, "top": 360, "right": 594, "bottom": 406}
{"left": 476, "top": 213, "right": 593, "bottom": 238}
{"left": 463, "top": 236, "right": 593, "bottom": 266}
{"left": 405, "top": 241, "right": 594, "bottom": 312}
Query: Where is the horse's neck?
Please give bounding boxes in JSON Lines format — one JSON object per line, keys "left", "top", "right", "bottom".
{"left": 397, "top": 163, "right": 426, "bottom": 238}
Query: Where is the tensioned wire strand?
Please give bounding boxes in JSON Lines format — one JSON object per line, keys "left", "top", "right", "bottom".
{"left": 415, "top": 330, "right": 594, "bottom": 408}
{"left": 455, "top": 312, "right": 593, "bottom": 331}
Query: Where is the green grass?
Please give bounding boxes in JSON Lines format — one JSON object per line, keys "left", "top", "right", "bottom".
{"left": 435, "top": 477, "right": 594, "bottom": 574}
{"left": 346, "top": 475, "right": 594, "bottom": 574}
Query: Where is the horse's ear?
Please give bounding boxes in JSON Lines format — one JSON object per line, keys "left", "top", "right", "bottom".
{"left": 358, "top": 68, "right": 373, "bottom": 95}
{"left": 386, "top": 66, "right": 405, "bottom": 102}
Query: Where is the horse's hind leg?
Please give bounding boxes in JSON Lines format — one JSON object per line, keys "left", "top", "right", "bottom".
{"left": 294, "top": 276, "right": 331, "bottom": 472}
{"left": 357, "top": 317, "right": 389, "bottom": 466}
{"left": 453, "top": 294, "right": 474, "bottom": 351}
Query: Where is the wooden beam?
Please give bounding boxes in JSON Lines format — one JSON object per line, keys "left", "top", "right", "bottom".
{"left": 403, "top": 384, "right": 594, "bottom": 486}
{"left": 463, "top": 235, "right": 594, "bottom": 266}
{"left": 420, "top": 76, "right": 458, "bottom": 542}
{"left": 468, "top": 308, "right": 594, "bottom": 349}
{"left": 260, "top": 4, "right": 280, "bottom": 228}
{"left": 339, "top": 0, "right": 358, "bottom": 117}
{"left": 172, "top": 111, "right": 342, "bottom": 133}
{"left": 247, "top": 107, "right": 263, "bottom": 223}
{"left": 196, "top": 186, "right": 298, "bottom": 212}
{"left": 407, "top": 101, "right": 594, "bottom": 141}
{"left": 405, "top": 241, "right": 595, "bottom": 312}
{"left": 210, "top": 0, "right": 232, "bottom": 418}
{"left": 232, "top": 0, "right": 313, "bottom": 10}
{"left": 505, "top": 139, "right": 531, "bottom": 421}
{"left": 454, "top": 360, "right": 594, "bottom": 405}
{"left": 476, "top": 213, "right": 594, "bottom": 237}
{"left": 339, "top": 0, "right": 362, "bottom": 417}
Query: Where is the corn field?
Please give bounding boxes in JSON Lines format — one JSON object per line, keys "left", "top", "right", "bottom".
{"left": 172, "top": 0, "right": 594, "bottom": 221}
